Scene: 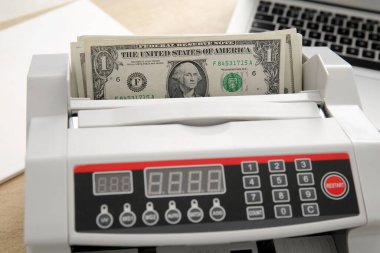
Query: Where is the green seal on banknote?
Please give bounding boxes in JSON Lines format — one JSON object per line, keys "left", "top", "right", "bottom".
{"left": 223, "top": 73, "right": 242, "bottom": 92}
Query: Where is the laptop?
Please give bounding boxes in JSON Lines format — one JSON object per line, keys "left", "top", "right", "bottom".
{"left": 227, "top": 0, "right": 380, "bottom": 131}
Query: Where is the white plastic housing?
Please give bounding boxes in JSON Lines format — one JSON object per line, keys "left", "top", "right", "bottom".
{"left": 25, "top": 48, "right": 380, "bottom": 253}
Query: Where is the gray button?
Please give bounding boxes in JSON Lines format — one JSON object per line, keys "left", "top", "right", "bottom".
{"left": 165, "top": 209, "right": 182, "bottom": 224}
{"left": 165, "top": 201, "right": 182, "bottom": 225}
{"left": 96, "top": 213, "right": 113, "bottom": 229}
{"left": 119, "top": 212, "right": 136, "bottom": 227}
{"left": 245, "top": 190, "right": 263, "bottom": 204}
{"left": 299, "top": 187, "right": 317, "bottom": 201}
{"left": 142, "top": 210, "right": 159, "bottom": 226}
{"left": 241, "top": 161, "right": 259, "bottom": 174}
{"left": 187, "top": 199, "right": 204, "bottom": 223}
{"left": 119, "top": 203, "right": 136, "bottom": 228}
{"left": 142, "top": 202, "right": 159, "bottom": 226}
{"left": 209, "top": 206, "right": 226, "bottom": 222}
{"left": 268, "top": 160, "right": 286, "bottom": 173}
{"left": 272, "top": 189, "right": 290, "bottom": 203}
{"left": 302, "top": 203, "right": 320, "bottom": 217}
{"left": 297, "top": 173, "right": 314, "bottom": 186}
{"left": 270, "top": 174, "right": 288, "bottom": 188}
{"left": 295, "top": 158, "right": 312, "bottom": 171}
{"left": 188, "top": 208, "right": 204, "bottom": 223}
{"left": 96, "top": 205, "right": 113, "bottom": 229}
{"left": 246, "top": 206, "right": 265, "bottom": 220}
{"left": 274, "top": 204, "right": 292, "bottom": 218}
{"left": 243, "top": 175, "right": 261, "bottom": 189}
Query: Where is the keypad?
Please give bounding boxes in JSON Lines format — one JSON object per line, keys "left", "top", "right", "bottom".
{"left": 240, "top": 156, "right": 335, "bottom": 222}
{"left": 243, "top": 157, "right": 306, "bottom": 222}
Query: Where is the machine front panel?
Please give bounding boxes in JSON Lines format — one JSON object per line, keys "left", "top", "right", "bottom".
{"left": 74, "top": 153, "right": 359, "bottom": 233}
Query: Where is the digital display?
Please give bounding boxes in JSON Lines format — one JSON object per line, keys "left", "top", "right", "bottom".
{"left": 93, "top": 171, "right": 133, "bottom": 196}
{"left": 144, "top": 165, "right": 226, "bottom": 198}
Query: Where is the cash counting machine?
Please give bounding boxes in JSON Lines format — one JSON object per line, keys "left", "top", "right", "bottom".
{"left": 25, "top": 47, "right": 380, "bottom": 253}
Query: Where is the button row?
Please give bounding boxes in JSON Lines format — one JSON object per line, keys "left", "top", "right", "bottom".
{"left": 96, "top": 199, "right": 226, "bottom": 229}
{"left": 245, "top": 173, "right": 317, "bottom": 199}
{"left": 275, "top": 203, "right": 320, "bottom": 218}
{"left": 246, "top": 203, "right": 321, "bottom": 220}
{"left": 296, "top": 160, "right": 319, "bottom": 216}
{"left": 246, "top": 189, "right": 292, "bottom": 205}
{"left": 241, "top": 158, "right": 312, "bottom": 174}
{"left": 244, "top": 174, "right": 290, "bottom": 195}
{"left": 242, "top": 162, "right": 264, "bottom": 222}
{"left": 296, "top": 161, "right": 318, "bottom": 216}
{"left": 246, "top": 203, "right": 320, "bottom": 220}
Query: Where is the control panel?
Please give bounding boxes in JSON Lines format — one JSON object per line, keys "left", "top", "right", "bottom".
{"left": 73, "top": 153, "right": 359, "bottom": 233}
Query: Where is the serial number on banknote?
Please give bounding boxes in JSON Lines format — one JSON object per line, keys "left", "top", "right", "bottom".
{"left": 114, "top": 95, "right": 156, "bottom": 99}
{"left": 212, "top": 60, "right": 253, "bottom": 67}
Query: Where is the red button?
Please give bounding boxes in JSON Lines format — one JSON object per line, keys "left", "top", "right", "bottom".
{"left": 322, "top": 172, "right": 349, "bottom": 200}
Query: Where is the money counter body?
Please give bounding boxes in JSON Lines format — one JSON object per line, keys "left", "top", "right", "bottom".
{"left": 25, "top": 48, "right": 380, "bottom": 253}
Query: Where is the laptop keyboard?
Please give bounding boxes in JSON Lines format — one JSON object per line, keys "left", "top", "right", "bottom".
{"left": 250, "top": 0, "right": 380, "bottom": 71}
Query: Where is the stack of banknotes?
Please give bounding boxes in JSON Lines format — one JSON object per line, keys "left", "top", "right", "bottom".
{"left": 70, "top": 29, "right": 302, "bottom": 100}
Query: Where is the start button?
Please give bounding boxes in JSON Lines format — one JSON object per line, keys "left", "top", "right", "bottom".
{"left": 322, "top": 172, "right": 349, "bottom": 200}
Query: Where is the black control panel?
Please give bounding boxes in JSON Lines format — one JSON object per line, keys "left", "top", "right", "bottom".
{"left": 74, "top": 153, "right": 359, "bottom": 233}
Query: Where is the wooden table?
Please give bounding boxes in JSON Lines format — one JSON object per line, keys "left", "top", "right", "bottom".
{"left": 0, "top": 1, "right": 237, "bottom": 252}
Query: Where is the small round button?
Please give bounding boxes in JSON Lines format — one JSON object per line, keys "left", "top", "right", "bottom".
{"left": 142, "top": 202, "right": 159, "bottom": 226}
{"left": 322, "top": 172, "right": 349, "bottom": 200}
{"left": 187, "top": 199, "right": 204, "bottom": 223}
{"left": 96, "top": 205, "right": 113, "bottom": 229}
{"left": 209, "top": 198, "right": 226, "bottom": 222}
{"left": 165, "top": 201, "right": 182, "bottom": 225}
{"left": 119, "top": 203, "right": 136, "bottom": 228}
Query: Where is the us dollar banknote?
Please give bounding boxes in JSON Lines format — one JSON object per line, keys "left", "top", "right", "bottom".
{"left": 257, "top": 29, "right": 302, "bottom": 93}
{"left": 70, "top": 42, "right": 86, "bottom": 97}
{"left": 82, "top": 34, "right": 287, "bottom": 100}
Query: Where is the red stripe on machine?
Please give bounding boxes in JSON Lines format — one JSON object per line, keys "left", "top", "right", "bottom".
{"left": 74, "top": 153, "right": 349, "bottom": 173}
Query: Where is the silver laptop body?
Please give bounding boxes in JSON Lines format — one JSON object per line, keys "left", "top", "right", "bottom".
{"left": 227, "top": 0, "right": 380, "bottom": 131}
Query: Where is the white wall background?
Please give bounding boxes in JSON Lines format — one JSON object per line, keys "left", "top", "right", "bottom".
{"left": 0, "top": 0, "right": 74, "bottom": 23}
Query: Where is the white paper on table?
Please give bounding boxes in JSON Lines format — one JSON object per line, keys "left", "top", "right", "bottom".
{"left": 0, "top": 0, "right": 132, "bottom": 184}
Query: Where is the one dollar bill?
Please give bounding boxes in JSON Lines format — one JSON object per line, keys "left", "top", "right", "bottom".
{"left": 83, "top": 34, "right": 287, "bottom": 100}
